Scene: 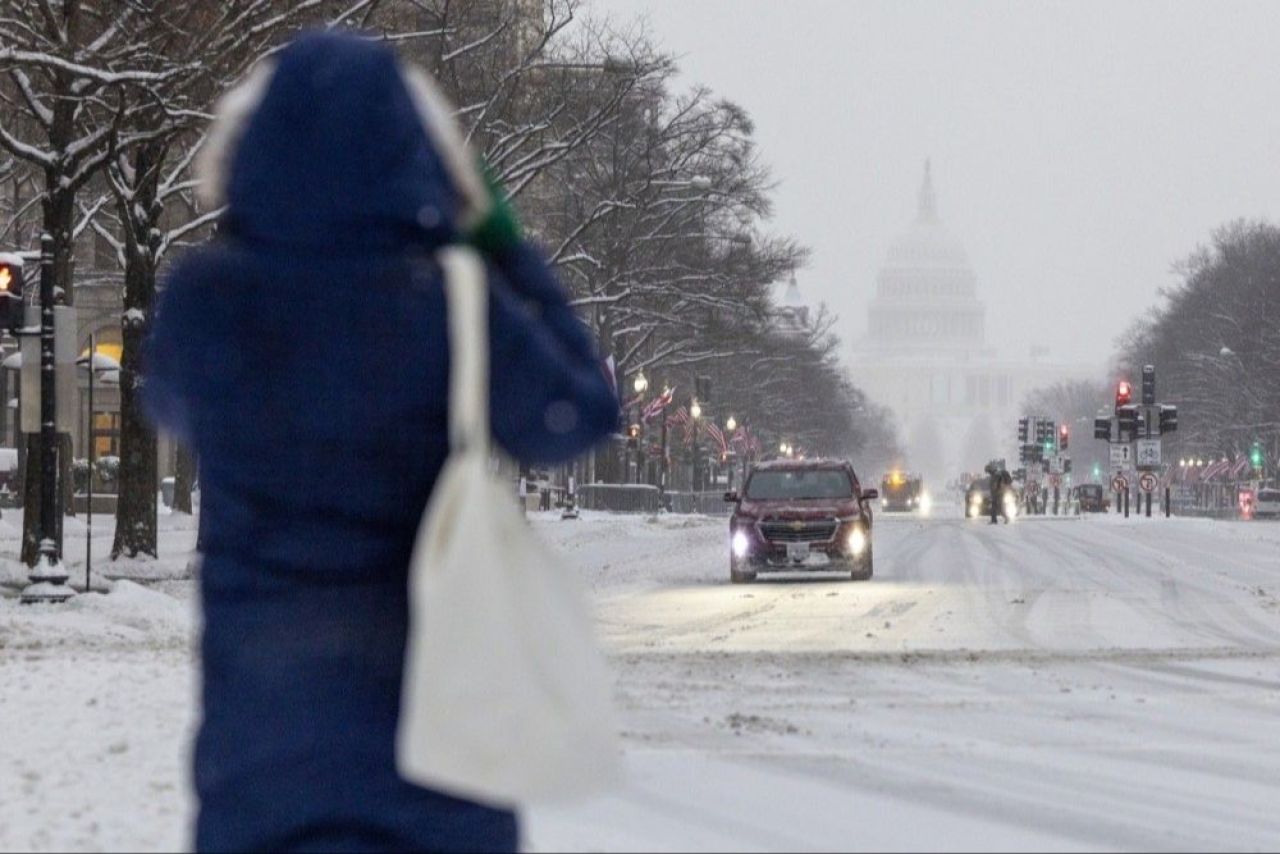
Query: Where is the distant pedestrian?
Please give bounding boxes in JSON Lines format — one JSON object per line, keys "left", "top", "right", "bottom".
{"left": 143, "top": 32, "right": 617, "bottom": 853}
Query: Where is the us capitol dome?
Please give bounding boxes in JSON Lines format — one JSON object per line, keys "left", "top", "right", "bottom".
{"left": 866, "top": 159, "right": 986, "bottom": 354}
{"left": 854, "top": 161, "right": 1079, "bottom": 480}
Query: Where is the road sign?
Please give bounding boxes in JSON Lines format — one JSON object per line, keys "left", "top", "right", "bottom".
{"left": 1110, "top": 445, "right": 1132, "bottom": 467}
{"left": 1111, "top": 473, "right": 1129, "bottom": 493}
{"left": 1136, "top": 438, "right": 1161, "bottom": 469}
{"left": 1139, "top": 472, "right": 1157, "bottom": 493}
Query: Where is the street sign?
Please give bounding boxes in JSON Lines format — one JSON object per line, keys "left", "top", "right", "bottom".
{"left": 1111, "top": 473, "right": 1129, "bottom": 493}
{"left": 1139, "top": 472, "right": 1157, "bottom": 493}
{"left": 1109, "top": 445, "right": 1132, "bottom": 467}
{"left": 1136, "top": 438, "right": 1161, "bottom": 469}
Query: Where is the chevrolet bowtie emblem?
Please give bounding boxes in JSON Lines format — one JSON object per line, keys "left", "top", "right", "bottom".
{"left": 791, "top": 521, "right": 803, "bottom": 530}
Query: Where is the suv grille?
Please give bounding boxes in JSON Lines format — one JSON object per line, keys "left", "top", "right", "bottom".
{"left": 759, "top": 519, "right": 838, "bottom": 543}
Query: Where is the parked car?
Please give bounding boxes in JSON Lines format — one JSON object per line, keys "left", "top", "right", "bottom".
{"left": 1072, "top": 483, "right": 1109, "bottom": 513}
{"left": 724, "top": 458, "right": 878, "bottom": 583}
{"left": 1255, "top": 487, "right": 1280, "bottom": 519}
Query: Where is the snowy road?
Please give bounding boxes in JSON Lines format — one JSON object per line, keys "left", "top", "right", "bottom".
{"left": 531, "top": 511, "right": 1280, "bottom": 852}
{"left": 3, "top": 509, "right": 1280, "bottom": 850}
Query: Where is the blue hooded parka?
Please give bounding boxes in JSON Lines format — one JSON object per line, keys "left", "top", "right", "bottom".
{"left": 144, "top": 32, "right": 618, "bottom": 852}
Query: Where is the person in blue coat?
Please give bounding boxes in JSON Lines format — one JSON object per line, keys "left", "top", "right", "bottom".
{"left": 143, "top": 32, "right": 619, "bottom": 853}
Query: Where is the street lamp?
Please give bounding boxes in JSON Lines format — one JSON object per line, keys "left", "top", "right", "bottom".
{"left": 725, "top": 415, "right": 737, "bottom": 432}
{"left": 658, "top": 386, "right": 671, "bottom": 505}
{"left": 629, "top": 371, "right": 649, "bottom": 484}
{"left": 690, "top": 398, "right": 703, "bottom": 492}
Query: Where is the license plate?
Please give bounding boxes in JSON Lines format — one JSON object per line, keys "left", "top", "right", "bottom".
{"left": 786, "top": 542, "right": 811, "bottom": 562}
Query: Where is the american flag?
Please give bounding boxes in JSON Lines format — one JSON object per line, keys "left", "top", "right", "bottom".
{"left": 667, "top": 406, "right": 695, "bottom": 444}
{"left": 641, "top": 386, "right": 675, "bottom": 423}
{"left": 703, "top": 421, "right": 728, "bottom": 455}
{"left": 731, "top": 425, "right": 761, "bottom": 454}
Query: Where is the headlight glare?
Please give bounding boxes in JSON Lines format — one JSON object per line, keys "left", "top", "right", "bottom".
{"left": 731, "top": 529, "right": 751, "bottom": 558}
{"left": 847, "top": 526, "right": 868, "bottom": 556}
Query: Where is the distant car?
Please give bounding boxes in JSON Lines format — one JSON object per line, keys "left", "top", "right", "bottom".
{"left": 880, "top": 471, "right": 924, "bottom": 512}
{"left": 724, "top": 458, "right": 878, "bottom": 583}
{"left": 1073, "top": 484, "right": 1109, "bottom": 513}
{"left": 964, "top": 477, "right": 991, "bottom": 519}
{"left": 1255, "top": 488, "right": 1280, "bottom": 519}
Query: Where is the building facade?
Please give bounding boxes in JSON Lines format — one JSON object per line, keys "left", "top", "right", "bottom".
{"left": 853, "top": 162, "right": 1086, "bottom": 481}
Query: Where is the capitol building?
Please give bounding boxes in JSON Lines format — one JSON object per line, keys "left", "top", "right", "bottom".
{"left": 853, "top": 161, "right": 1083, "bottom": 480}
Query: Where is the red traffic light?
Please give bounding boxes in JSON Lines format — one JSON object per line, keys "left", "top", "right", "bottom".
{"left": 627, "top": 423, "right": 640, "bottom": 439}
{"left": 1058, "top": 424, "right": 1068, "bottom": 438}
{"left": 1116, "top": 381, "right": 1132, "bottom": 406}
{"left": 0, "top": 259, "right": 24, "bottom": 333}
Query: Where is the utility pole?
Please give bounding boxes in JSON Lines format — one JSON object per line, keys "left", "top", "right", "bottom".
{"left": 22, "top": 233, "right": 71, "bottom": 603}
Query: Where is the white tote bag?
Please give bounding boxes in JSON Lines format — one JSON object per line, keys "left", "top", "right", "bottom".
{"left": 397, "top": 247, "right": 620, "bottom": 808}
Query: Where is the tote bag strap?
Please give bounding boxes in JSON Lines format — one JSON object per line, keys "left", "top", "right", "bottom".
{"left": 438, "top": 247, "right": 490, "bottom": 456}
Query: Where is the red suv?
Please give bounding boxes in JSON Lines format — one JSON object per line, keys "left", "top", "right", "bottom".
{"left": 724, "top": 459, "right": 879, "bottom": 583}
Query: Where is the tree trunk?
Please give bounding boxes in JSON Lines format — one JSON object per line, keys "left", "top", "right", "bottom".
{"left": 110, "top": 265, "right": 158, "bottom": 558}
{"left": 111, "top": 143, "right": 163, "bottom": 560}
{"left": 173, "top": 443, "right": 195, "bottom": 514}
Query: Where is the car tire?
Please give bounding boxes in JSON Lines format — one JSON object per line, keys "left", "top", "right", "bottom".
{"left": 850, "top": 548, "right": 873, "bottom": 581}
{"left": 730, "top": 562, "right": 757, "bottom": 584}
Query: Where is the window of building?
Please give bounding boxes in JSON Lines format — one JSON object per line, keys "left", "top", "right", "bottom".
{"left": 93, "top": 411, "right": 119, "bottom": 458}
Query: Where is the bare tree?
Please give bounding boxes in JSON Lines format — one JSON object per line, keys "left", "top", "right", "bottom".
{"left": 1116, "top": 220, "right": 1280, "bottom": 471}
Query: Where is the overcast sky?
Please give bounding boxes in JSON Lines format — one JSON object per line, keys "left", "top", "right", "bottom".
{"left": 597, "top": 0, "right": 1280, "bottom": 370}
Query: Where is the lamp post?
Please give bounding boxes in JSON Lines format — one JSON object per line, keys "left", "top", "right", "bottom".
{"left": 690, "top": 398, "right": 703, "bottom": 492}
{"left": 75, "top": 336, "right": 119, "bottom": 594}
{"left": 658, "top": 386, "right": 670, "bottom": 507}
{"left": 21, "top": 233, "right": 69, "bottom": 603}
{"left": 725, "top": 416, "right": 737, "bottom": 491}
{"left": 632, "top": 371, "right": 648, "bottom": 484}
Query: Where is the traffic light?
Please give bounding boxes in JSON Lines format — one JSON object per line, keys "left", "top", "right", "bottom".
{"left": 1094, "top": 416, "right": 1111, "bottom": 441}
{"left": 1058, "top": 424, "right": 1069, "bottom": 451}
{"left": 1115, "top": 380, "right": 1132, "bottom": 411}
{"left": 626, "top": 423, "right": 640, "bottom": 449}
{"left": 1159, "top": 405, "right": 1178, "bottom": 435}
{"left": 1017, "top": 417, "right": 1029, "bottom": 443}
{"left": 1117, "top": 405, "right": 1138, "bottom": 439}
{"left": 1141, "top": 365, "right": 1156, "bottom": 405}
{"left": 1092, "top": 463, "right": 1102, "bottom": 479}
{"left": 0, "top": 258, "right": 24, "bottom": 334}
{"left": 1250, "top": 442, "right": 1264, "bottom": 470}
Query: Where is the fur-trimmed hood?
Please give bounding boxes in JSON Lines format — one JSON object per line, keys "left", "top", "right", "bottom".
{"left": 196, "top": 31, "right": 488, "bottom": 253}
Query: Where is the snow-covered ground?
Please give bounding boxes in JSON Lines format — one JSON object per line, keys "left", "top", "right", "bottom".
{"left": 3, "top": 506, "right": 1280, "bottom": 851}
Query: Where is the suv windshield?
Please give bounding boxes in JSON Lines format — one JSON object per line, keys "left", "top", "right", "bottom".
{"left": 1258, "top": 489, "right": 1280, "bottom": 501}
{"left": 746, "top": 469, "right": 852, "bottom": 501}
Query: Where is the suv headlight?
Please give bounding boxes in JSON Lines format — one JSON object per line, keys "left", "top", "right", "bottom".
{"left": 732, "top": 530, "right": 751, "bottom": 558}
{"left": 847, "top": 526, "right": 868, "bottom": 556}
